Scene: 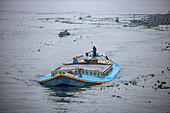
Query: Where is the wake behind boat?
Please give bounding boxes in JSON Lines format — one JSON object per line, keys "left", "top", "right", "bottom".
{"left": 38, "top": 47, "right": 121, "bottom": 87}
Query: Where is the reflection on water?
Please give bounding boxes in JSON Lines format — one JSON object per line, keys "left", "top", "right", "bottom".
{"left": 44, "top": 86, "right": 89, "bottom": 106}
{"left": 48, "top": 86, "right": 88, "bottom": 97}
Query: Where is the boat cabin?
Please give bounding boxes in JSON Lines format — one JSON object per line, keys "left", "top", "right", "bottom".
{"left": 72, "top": 51, "right": 110, "bottom": 64}
{"left": 51, "top": 63, "right": 113, "bottom": 77}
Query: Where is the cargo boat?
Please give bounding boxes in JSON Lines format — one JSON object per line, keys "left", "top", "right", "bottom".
{"left": 38, "top": 50, "right": 121, "bottom": 87}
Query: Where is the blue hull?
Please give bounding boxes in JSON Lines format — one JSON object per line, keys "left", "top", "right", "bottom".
{"left": 38, "top": 61, "right": 121, "bottom": 87}
{"left": 40, "top": 76, "right": 100, "bottom": 87}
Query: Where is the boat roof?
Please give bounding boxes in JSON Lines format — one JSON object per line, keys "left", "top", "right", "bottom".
{"left": 58, "top": 63, "right": 111, "bottom": 72}
{"left": 72, "top": 52, "right": 110, "bottom": 62}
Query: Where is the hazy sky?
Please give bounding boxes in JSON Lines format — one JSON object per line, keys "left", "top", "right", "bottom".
{"left": 0, "top": 0, "right": 169, "bottom": 14}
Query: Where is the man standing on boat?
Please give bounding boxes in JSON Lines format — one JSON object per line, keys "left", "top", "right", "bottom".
{"left": 93, "top": 46, "right": 97, "bottom": 57}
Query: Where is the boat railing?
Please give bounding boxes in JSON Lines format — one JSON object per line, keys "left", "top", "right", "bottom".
{"left": 51, "top": 69, "right": 105, "bottom": 77}
{"left": 103, "top": 64, "right": 113, "bottom": 75}
{"left": 51, "top": 70, "right": 75, "bottom": 76}
{"left": 72, "top": 57, "right": 110, "bottom": 64}
{"left": 51, "top": 64, "right": 113, "bottom": 77}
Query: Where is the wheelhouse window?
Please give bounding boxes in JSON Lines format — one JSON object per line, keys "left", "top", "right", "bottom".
{"left": 55, "top": 70, "right": 58, "bottom": 74}
{"left": 86, "top": 70, "right": 88, "bottom": 75}
{"left": 90, "top": 71, "right": 92, "bottom": 75}
{"left": 93, "top": 72, "right": 97, "bottom": 75}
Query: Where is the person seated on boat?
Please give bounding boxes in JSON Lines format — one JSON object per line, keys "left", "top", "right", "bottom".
{"left": 86, "top": 52, "right": 88, "bottom": 56}
{"left": 64, "top": 29, "right": 68, "bottom": 33}
{"left": 73, "top": 57, "right": 78, "bottom": 63}
{"left": 58, "top": 29, "right": 70, "bottom": 37}
{"left": 106, "top": 56, "right": 109, "bottom": 60}
{"left": 64, "top": 29, "right": 70, "bottom": 35}
{"left": 93, "top": 46, "right": 97, "bottom": 57}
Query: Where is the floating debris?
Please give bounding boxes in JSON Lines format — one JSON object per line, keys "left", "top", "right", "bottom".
{"left": 112, "top": 95, "right": 116, "bottom": 97}
{"left": 153, "top": 80, "right": 169, "bottom": 89}
{"left": 157, "top": 84, "right": 163, "bottom": 89}
{"left": 56, "top": 98, "right": 70, "bottom": 103}
{"left": 112, "top": 95, "right": 121, "bottom": 98}
{"left": 73, "top": 39, "right": 77, "bottom": 42}
{"left": 54, "top": 19, "right": 59, "bottom": 22}
{"left": 145, "top": 100, "right": 151, "bottom": 103}
{"left": 106, "top": 85, "right": 114, "bottom": 87}
{"left": 124, "top": 83, "right": 129, "bottom": 85}
{"left": 79, "top": 17, "right": 83, "bottom": 20}
{"left": 157, "top": 80, "right": 160, "bottom": 84}
{"left": 86, "top": 15, "right": 91, "bottom": 18}
{"left": 60, "top": 20, "right": 82, "bottom": 24}
{"left": 116, "top": 96, "right": 121, "bottom": 98}
{"left": 116, "top": 84, "right": 119, "bottom": 87}
{"left": 161, "top": 82, "right": 166, "bottom": 85}
{"left": 5, "top": 72, "right": 9, "bottom": 74}
{"left": 100, "top": 87, "right": 102, "bottom": 90}
{"left": 162, "top": 86, "right": 170, "bottom": 89}
{"left": 148, "top": 74, "right": 155, "bottom": 77}
{"left": 129, "top": 80, "right": 137, "bottom": 85}
{"left": 37, "top": 26, "right": 44, "bottom": 29}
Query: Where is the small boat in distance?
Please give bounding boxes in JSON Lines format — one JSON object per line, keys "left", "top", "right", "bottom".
{"left": 38, "top": 47, "right": 121, "bottom": 87}
{"left": 86, "top": 15, "right": 91, "bottom": 18}
{"left": 58, "top": 29, "right": 70, "bottom": 37}
{"left": 79, "top": 17, "right": 83, "bottom": 20}
{"left": 129, "top": 19, "right": 144, "bottom": 24}
{"left": 129, "top": 12, "right": 170, "bottom": 25}
{"left": 115, "top": 17, "right": 119, "bottom": 22}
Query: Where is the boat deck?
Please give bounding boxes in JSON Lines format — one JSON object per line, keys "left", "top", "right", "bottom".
{"left": 39, "top": 61, "right": 121, "bottom": 83}
{"left": 58, "top": 63, "right": 112, "bottom": 72}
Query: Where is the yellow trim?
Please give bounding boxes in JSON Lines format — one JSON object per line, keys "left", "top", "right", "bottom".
{"left": 93, "top": 71, "right": 97, "bottom": 73}
{"left": 39, "top": 74, "right": 106, "bottom": 84}
{"left": 76, "top": 57, "right": 108, "bottom": 60}
{"left": 84, "top": 70, "right": 86, "bottom": 74}
{"left": 104, "top": 64, "right": 113, "bottom": 75}
{"left": 58, "top": 71, "right": 74, "bottom": 76}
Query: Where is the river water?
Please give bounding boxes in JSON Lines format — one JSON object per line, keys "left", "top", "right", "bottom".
{"left": 0, "top": 0, "right": 170, "bottom": 113}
